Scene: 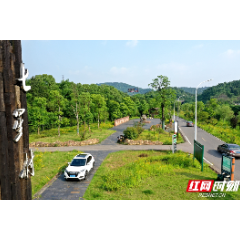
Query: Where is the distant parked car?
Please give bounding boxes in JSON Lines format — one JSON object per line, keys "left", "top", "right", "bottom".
{"left": 64, "top": 153, "right": 95, "bottom": 180}
{"left": 186, "top": 121, "right": 194, "bottom": 127}
{"left": 217, "top": 143, "right": 240, "bottom": 158}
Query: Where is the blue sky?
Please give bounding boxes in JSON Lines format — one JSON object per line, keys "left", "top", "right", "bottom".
{"left": 22, "top": 40, "right": 240, "bottom": 89}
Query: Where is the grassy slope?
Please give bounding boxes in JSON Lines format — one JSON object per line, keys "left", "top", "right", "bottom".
{"left": 135, "top": 130, "right": 184, "bottom": 145}
{"left": 29, "top": 122, "right": 115, "bottom": 144}
{"left": 32, "top": 150, "right": 83, "bottom": 197}
{"left": 83, "top": 150, "right": 240, "bottom": 200}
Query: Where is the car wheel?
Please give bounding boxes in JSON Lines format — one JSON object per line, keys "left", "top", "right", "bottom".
{"left": 84, "top": 171, "right": 88, "bottom": 180}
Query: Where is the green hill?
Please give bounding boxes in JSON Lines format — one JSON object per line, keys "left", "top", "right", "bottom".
{"left": 177, "top": 87, "right": 209, "bottom": 95}
{"left": 198, "top": 80, "right": 240, "bottom": 103}
{"left": 171, "top": 87, "right": 194, "bottom": 103}
{"left": 96, "top": 82, "right": 152, "bottom": 95}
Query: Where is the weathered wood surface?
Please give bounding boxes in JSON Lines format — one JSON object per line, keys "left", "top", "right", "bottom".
{"left": 0, "top": 40, "right": 32, "bottom": 200}
{"left": 0, "top": 73, "right": 5, "bottom": 111}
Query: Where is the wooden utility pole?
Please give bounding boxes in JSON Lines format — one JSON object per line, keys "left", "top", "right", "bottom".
{"left": 0, "top": 40, "right": 32, "bottom": 200}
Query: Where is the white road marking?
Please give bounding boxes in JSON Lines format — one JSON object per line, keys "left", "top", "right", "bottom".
{"left": 179, "top": 127, "right": 191, "bottom": 144}
{"left": 203, "top": 157, "right": 213, "bottom": 166}
{"left": 185, "top": 136, "right": 191, "bottom": 145}
{"left": 202, "top": 137, "right": 206, "bottom": 141}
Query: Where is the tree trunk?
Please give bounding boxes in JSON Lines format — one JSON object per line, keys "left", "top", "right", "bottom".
{"left": 162, "top": 104, "right": 164, "bottom": 130}
{"left": 77, "top": 113, "right": 79, "bottom": 135}
{"left": 58, "top": 106, "right": 60, "bottom": 137}
{"left": 38, "top": 126, "right": 40, "bottom": 135}
{"left": 98, "top": 112, "right": 100, "bottom": 129}
{"left": 76, "top": 103, "right": 79, "bottom": 135}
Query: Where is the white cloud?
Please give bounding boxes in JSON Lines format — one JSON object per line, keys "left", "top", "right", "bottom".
{"left": 223, "top": 49, "right": 240, "bottom": 57}
{"left": 110, "top": 67, "right": 128, "bottom": 74}
{"left": 126, "top": 40, "right": 138, "bottom": 47}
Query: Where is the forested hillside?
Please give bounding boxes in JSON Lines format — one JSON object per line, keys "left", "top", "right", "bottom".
{"left": 26, "top": 75, "right": 177, "bottom": 134}
{"left": 178, "top": 86, "right": 209, "bottom": 95}
{"left": 97, "top": 82, "right": 194, "bottom": 103}
{"left": 171, "top": 87, "right": 194, "bottom": 103}
{"left": 199, "top": 80, "right": 240, "bottom": 103}
{"left": 97, "top": 82, "right": 152, "bottom": 95}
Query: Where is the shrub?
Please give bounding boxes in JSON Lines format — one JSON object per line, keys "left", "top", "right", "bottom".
{"left": 79, "top": 126, "right": 88, "bottom": 140}
{"left": 123, "top": 127, "right": 139, "bottom": 139}
{"left": 230, "top": 116, "right": 238, "bottom": 129}
{"left": 136, "top": 126, "right": 144, "bottom": 134}
{"left": 157, "top": 128, "right": 165, "bottom": 134}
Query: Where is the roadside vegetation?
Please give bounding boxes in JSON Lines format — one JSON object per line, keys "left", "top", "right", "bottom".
{"left": 179, "top": 97, "right": 240, "bottom": 145}
{"left": 32, "top": 150, "right": 83, "bottom": 198}
{"left": 122, "top": 122, "right": 184, "bottom": 144}
{"left": 30, "top": 122, "right": 115, "bottom": 143}
{"left": 26, "top": 74, "right": 179, "bottom": 141}
{"left": 83, "top": 150, "right": 240, "bottom": 200}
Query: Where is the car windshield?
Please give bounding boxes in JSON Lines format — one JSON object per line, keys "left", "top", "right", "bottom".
{"left": 229, "top": 145, "right": 240, "bottom": 150}
{"left": 70, "top": 158, "right": 86, "bottom": 166}
{"left": 188, "top": 121, "right": 193, "bottom": 123}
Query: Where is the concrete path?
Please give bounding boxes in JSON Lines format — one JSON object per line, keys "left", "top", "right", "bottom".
{"left": 33, "top": 118, "right": 191, "bottom": 200}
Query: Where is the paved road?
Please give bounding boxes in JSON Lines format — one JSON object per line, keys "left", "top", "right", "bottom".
{"left": 176, "top": 117, "right": 240, "bottom": 180}
{"left": 33, "top": 118, "right": 191, "bottom": 200}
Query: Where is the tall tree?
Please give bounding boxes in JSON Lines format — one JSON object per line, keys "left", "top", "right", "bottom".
{"left": 215, "top": 104, "right": 234, "bottom": 123}
{"left": 148, "top": 75, "right": 173, "bottom": 129}
{"left": 70, "top": 87, "right": 82, "bottom": 135}
{"left": 49, "top": 90, "right": 66, "bottom": 137}
{"left": 108, "top": 100, "right": 122, "bottom": 121}
{"left": 28, "top": 97, "right": 48, "bottom": 135}
{"left": 91, "top": 94, "right": 107, "bottom": 128}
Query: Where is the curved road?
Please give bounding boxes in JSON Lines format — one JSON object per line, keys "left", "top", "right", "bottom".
{"left": 33, "top": 118, "right": 191, "bottom": 200}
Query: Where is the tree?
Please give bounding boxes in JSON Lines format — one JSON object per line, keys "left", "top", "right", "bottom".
{"left": 205, "top": 98, "right": 218, "bottom": 118}
{"left": 120, "top": 102, "right": 129, "bottom": 117}
{"left": 91, "top": 94, "right": 107, "bottom": 128}
{"left": 138, "top": 100, "right": 149, "bottom": 116}
{"left": 79, "top": 92, "right": 92, "bottom": 130}
{"left": 123, "top": 97, "right": 136, "bottom": 117}
{"left": 26, "top": 74, "right": 59, "bottom": 102}
{"left": 85, "top": 112, "right": 93, "bottom": 132}
{"left": 49, "top": 90, "right": 66, "bottom": 136}
{"left": 147, "top": 98, "right": 158, "bottom": 118}
{"left": 108, "top": 100, "right": 122, "bottom": 121}
{"left": 70, "top": 87, "right": 82, "bottom": 135}
{"left": 215, "top": 104, "right": 234, "bottom": 123}
{"left": 148, "top": 75, "right": 174, "bottom": 129}
{"left": 28, "top": 97, "right": 48, "bottom": 135}
{"left": 230, "top": 116, "right": 238, "bottom": 129}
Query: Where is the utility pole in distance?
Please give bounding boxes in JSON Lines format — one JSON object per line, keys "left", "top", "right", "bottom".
{"left": 0, "top": 40, "right": 34, "bottom": 200}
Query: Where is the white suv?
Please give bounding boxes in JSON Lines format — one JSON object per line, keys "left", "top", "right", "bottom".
{"left": 64, "top": 153, "right": 95, "bottom": 180}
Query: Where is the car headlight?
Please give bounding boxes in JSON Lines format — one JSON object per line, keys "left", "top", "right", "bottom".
{"left": 65, "top": 169, "right": 69, "bottom": 174}
{"left": 80, "top": 169, "right": 85, "bottom": 173}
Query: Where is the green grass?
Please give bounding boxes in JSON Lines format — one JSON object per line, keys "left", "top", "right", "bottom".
{"left": 29, "top": 122, "right": 115, "bottom": 144}
{"left": 130, "top": 116, "right": 141, "bottom": 120}
{"left": 83, "top": 150, "right": 240, "bottom": 200}
{"left": 135, "top": 129, "right": 184, "bottom": 144}
{"left": 32, "top": 150, "right": 83, "bottom": 197}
